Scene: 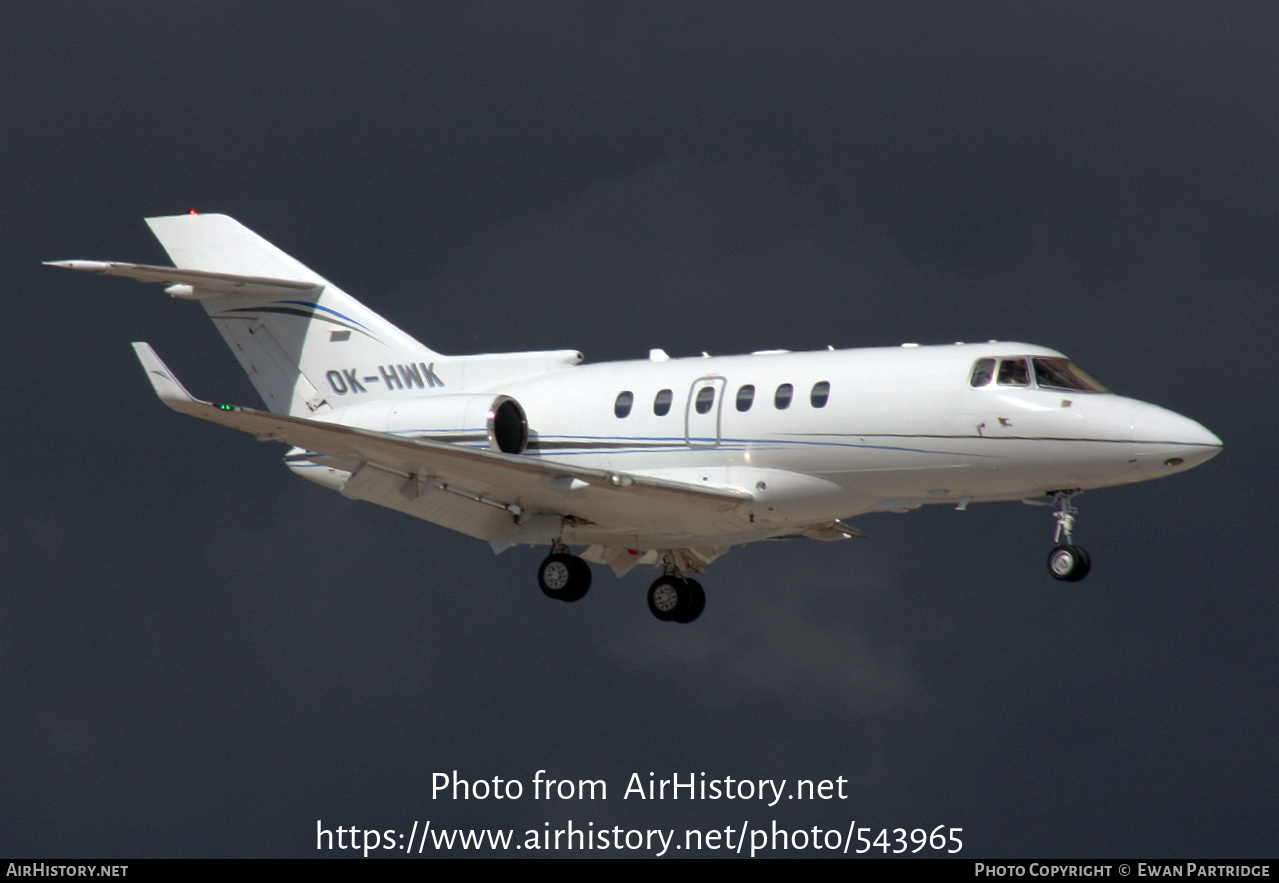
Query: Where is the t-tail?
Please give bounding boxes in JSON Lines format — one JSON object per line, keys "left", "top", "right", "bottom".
{"left": 146, "top": 213, "right": 446, "bottom": 415}
{"left": 47, "top": 214, "right": 582, "bottom": 416}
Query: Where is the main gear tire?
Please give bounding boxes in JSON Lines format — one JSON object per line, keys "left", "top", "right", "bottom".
{"left": 538, "top": 553, "right": 591, "bottom": 602}
{"left": 647, "top": 575, "right": 705, "bottom": 623}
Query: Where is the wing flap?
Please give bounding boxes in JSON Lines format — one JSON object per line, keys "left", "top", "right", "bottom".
{"left": 339, "top": 462, "right": 518, "bottom": 541}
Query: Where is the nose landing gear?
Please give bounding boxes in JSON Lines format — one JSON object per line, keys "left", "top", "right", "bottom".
{"left": 1046, "top": 490, "right": 1091, "bottom": 582}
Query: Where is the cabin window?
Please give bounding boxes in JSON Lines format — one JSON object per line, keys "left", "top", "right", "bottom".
{"left": 736, "top": 384, "right": 755, "bottom": 412}
{"left": 810, "top": 381, "right": 830, "bottom": 408}
{"left": 614, "top": 391, "right": 634, "bottom": 418}
{"left": 970, "top": 358, "right": 995, "bottom": 387}
{"left": 653, "top": 388, "right": 673, "bottom": 416}
{"left": 997, "top": 358, "right": 1030, "bottom": 387}
{"left": 695, "top": 386, "right": 716, "bottom": 414}
{"left": 775, "top": 383, "right": 793, "bottom": 410}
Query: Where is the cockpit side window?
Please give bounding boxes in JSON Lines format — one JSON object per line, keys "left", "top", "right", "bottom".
{"left": 997, "top": 358, "right": 1030, "bottom": 387}
{"left": 970, "top": 359, "right": 995, "bottom": 387}
{"left": 1033, "top": 358, "right": 1109, "bottom": 393}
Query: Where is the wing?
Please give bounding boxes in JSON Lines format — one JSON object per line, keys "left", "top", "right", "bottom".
{"left": 132, "top": 343, "right": 752, "bottom": 546}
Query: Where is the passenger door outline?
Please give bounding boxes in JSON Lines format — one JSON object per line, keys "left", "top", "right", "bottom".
{"left": 685, "top": 376, "right": 726, "bottom": 448}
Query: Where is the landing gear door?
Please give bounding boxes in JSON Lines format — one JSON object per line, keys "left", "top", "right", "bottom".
{"left": 685, "top": 376, "right": 726, "bottom": 448}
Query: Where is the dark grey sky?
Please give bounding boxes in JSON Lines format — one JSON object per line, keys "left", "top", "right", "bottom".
{"left": 3, "top": 2, "right": 1274, "bottom": 857}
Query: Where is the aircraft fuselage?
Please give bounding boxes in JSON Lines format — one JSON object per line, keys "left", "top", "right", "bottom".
{"left": 305, "top": 341, "right": 1220, "bottom": 549}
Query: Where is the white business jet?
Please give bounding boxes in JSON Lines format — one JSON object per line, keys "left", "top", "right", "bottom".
{"left": 48, "top": 214, "right": 1222, "bottom": 623}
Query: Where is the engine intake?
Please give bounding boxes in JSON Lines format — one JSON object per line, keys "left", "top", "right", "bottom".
{"left": 487, "top": 396, "right": 528, "bottom": 455}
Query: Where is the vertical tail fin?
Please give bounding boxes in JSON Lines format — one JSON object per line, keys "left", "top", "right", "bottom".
{"left": 145, "top": 214, "right": 441, "bottom": 416}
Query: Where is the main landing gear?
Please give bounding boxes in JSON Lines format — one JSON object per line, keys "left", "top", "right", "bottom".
{"left": 1046, "top": 490, "right": 1091, "bottom": 582}
{"left": 537, "top": 543, "right": 591, "bottom": 602}
{"left": 647, "top": 572, "right": 706, "bottom": 624}
{"left": 534, "top": 545, "right": 706, "bottom": 623}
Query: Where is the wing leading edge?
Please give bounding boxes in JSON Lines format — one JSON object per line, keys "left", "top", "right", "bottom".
{"left": 131, "top": 343, "right": 752, "bottom": 545}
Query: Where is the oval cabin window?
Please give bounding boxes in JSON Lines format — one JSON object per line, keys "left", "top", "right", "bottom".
{"left": 810, "top": 381, "right": 830, "bottom": 408}
{"left": 775, "top": 383, "right": 793, "bottom": 410}
{"left": 653, "top": 389, "right": 673, "bottom": 416}
{"left": 695, "top": 386, "right": 716, "bottom": 414}
{"left": 614, "top": 391, "right": 634, "bottom": 418}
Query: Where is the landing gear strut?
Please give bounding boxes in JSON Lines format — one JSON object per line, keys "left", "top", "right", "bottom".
{"left": 1046, "top": 490, "right": 1091, "bottom": 582}
{"left": 537, "top": 542, "right": 591, "bottom": 602}
{"left": 647, "top": 558, "right": 706, "bottom": 623}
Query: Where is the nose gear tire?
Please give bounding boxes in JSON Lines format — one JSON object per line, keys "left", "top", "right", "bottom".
{"left": 1047, "top": 544, "right": 1091, "bottom": 582}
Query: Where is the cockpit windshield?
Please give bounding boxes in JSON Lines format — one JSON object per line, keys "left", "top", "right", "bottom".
{"left": 1031, "top": 358, "right": 1108, "bottom": 392}
{"left": 970, "top": 356, "right": 1108, "bottom": 392}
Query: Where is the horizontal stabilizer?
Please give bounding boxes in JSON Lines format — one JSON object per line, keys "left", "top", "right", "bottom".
{"left": 44, "top": 260, "right": 321, "bottom": 299}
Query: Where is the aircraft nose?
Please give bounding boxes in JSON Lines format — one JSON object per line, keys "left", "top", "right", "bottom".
{"left": 1131, "top": 403, "right": 1223, "bottom": 478}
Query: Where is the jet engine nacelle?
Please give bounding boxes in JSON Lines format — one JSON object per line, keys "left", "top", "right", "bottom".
{"left": 329, "top": 393, "right": 529, "bottom": 454}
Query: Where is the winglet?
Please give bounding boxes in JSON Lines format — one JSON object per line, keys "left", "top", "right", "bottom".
{"left": 131, "top": 342, "right": 206, "bottom": 414}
